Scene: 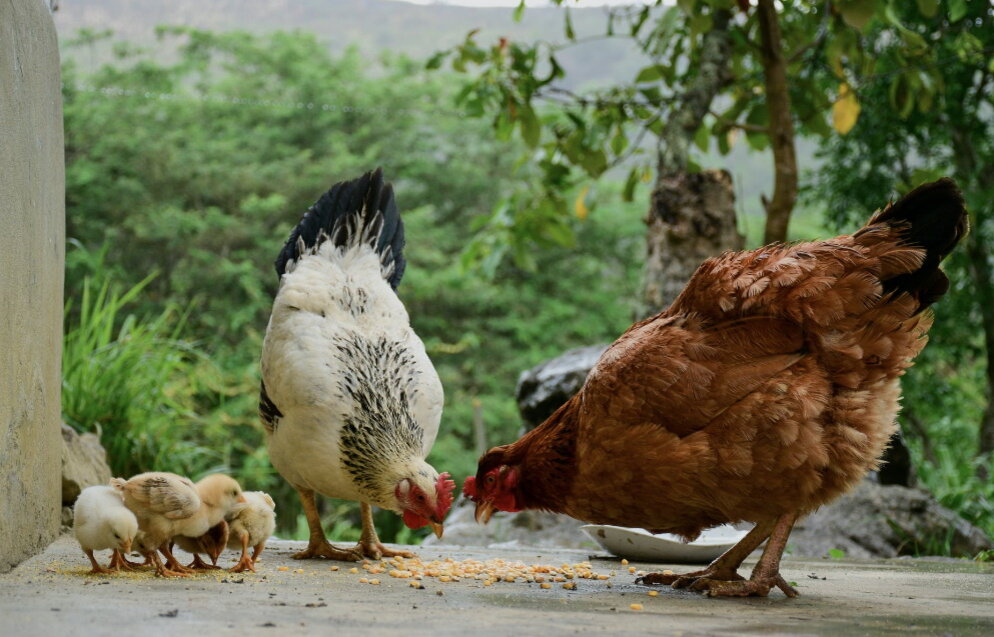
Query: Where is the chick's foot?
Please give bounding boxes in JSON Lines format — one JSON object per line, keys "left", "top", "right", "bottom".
{"left": 292, "top": 540, "right": 361, "bottom": 562}
{"left": 229, "top": 554, "right": 256, "bottom": 573}
{"left": 187, "top": 554, "right": 221, "bottom": 570}
{"left": 108, "top": 550, "right": 139, "bottom": 571}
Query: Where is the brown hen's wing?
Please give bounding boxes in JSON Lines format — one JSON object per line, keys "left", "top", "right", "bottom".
{"left": 123, "top": 472, "right": 200, "bottom": 519}
{"left": 585, "top": 315, "right": 806, "bottom": 438}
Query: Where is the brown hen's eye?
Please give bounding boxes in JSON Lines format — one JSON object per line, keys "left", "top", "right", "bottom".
{"left": 486, "top": 475, "right": 496, "bottom": 485}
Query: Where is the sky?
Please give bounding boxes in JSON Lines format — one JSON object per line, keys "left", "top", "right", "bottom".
{"left": 400, "top": 1, "right": 659, "bottom": 7}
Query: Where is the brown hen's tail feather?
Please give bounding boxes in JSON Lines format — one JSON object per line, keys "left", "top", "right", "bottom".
{"left": 856, "top": 178, "right": 969, "bottom": 313}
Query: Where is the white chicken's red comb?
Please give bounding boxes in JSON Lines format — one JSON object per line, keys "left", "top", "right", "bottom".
{"left": 435, "top": 472, "right": 456, "bottom": 517}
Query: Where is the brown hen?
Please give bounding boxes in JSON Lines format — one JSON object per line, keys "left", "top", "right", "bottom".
{"left": 464, "top": 178, "right": 968, "bottom": 598}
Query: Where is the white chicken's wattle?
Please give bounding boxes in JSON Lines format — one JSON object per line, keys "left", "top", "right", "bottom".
{"left": 260, "top": 168, "right": 453, "bottom": 561}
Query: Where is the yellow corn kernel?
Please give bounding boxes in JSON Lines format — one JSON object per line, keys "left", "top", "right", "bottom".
{"left": 663, "top": 569, "right": 674, "bottom": 575}
{"left": 540, "top": 583, "right": 552, "bottom": 589}
{"left": 562, "top": 582, "right": 576, "bottom": 590}
{"left": 349, "top": 567, "right": 359, "bottom": 574}
{"left": 359, "top": 577, "right": 368, "bottom": 584}
{"left": 648, "top": 590, "right": 659, "bottom": 597}
{"left": 370, "top": 579, "right": 380, "bottom": 585}
{"left": 630, "top": 603, "right": 643, "bottom": 611}
{"left": 329, "top": 566, "right": 339, "bottom": 572}
{"left": 277, "top": 566, "right": 289, "bottom": 571}
{"left": 628, "top": 567, "right": 637, "bottom": 574}
{"left": 621, "top": 559, "right": 629, "bottom": 565}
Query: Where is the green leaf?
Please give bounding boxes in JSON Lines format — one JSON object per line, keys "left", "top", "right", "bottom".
{"left": 611, "top": 129, "right": 629, "bottom": 155}
{"left": 828, "top": 548, "right": 846, "bottom": 559}
{"left": 635, "top": 65, "right": 664, "bottom": 83}
{"left": 889, "top": 72, "right": 915, "bottom": 119}
{"left": 916, "top": 0, "right": 938, "bottom": 18}
{"left": 837, "top": 0, "right": 877, "bottom": 32}
{"left": 518, "top": 102, "right": 541, "bottom": 148}
{"left": 564, "top": 6, "right": 576, "bottom": 41}
{"left": 693, "top": 123, "right": 710, "bottom": 153}
{"left": 949, "top": 0, "right": 968, "bottom": 22}
{"left": 425, "top": 51, "right": 448, "bottom": 70}
{"left": 623, "top": 167, "right": 639, "bottom": 202}
{"left": 513, "top": 0, "right": 525, "bottom": 23}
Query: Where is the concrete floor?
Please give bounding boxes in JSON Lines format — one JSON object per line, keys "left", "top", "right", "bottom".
{"left": 1, "top": 535, "right": 993, "bottom": 636}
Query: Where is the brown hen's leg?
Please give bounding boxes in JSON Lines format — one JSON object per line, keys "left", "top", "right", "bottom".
{"left": 692, "top": 513, "right": 799, "bottom": 598}
{"left": 291, "top": 487, "right": 361, "bottom": 561}
{"left": 230, "top": 531, "right": 255, "bottom": 573}
{"left": 353, "top": 502, "right": 415, "bottom": 560}
{"left": 637, "top": 519, "right": 776, "bottom": 588}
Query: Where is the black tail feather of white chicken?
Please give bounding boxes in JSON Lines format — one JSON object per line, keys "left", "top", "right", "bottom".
{"left": 274, "top": 167, "right": 406, "bottom": 289}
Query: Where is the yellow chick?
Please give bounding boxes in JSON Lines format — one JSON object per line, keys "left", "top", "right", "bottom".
{"left": 73, "top": 485, "right": 139, "bottom": 574}
{"left": 172, "top": 521, "right": 228, "bottom": 569}
{"left": 164, "top": 474, "right": 244, "bottom": 573}
{"left": 226, "top": 491, "right": 276, "bottom": 573}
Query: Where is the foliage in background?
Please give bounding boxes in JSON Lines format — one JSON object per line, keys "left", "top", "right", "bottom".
{"left": 61, "top": 28, "right": 643, "bottom": 540}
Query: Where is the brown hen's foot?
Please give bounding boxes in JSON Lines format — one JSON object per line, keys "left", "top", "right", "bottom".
{"left": 690, "top": 574, "right": 798, "bottom": 598}
{"left": 292, "top": 540, "right": 361, "bottom": 562}
{"left": 638, "top": 568, "right": 744, "bottom": 588}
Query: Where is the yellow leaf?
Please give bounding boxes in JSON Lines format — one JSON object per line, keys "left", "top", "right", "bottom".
{"left": 574, "top": 185, "right": 590, "bottom": 220}
{"left": 832, "top": 83, "right": 861, "bottom": 135}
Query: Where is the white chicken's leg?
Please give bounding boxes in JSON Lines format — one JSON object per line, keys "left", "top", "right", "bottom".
{"left": 353, "top": 502, "right": 416, "bottom": 560}
{"left": 291, "top": 487, "right": 361, "bottom": 561}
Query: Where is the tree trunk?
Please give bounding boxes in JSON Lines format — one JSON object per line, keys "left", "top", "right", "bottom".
{"left": 756, "top": 0, "right": 798, "bottom": 245}
{"left": 641, "top": 8, "right": 742, "bottom": 316}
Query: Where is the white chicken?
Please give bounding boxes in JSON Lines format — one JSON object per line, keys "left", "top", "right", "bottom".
{"left": 226, "top": 491, "right": 277, "bottom": 573}
{"left": 72, "top": 485, "right": 138, "bottom": 574}
{"left": 112, "top": 472, "right": 243, "bottom": 577}
{"left": 260, "top": 168, "right": 454, "bottom": 561}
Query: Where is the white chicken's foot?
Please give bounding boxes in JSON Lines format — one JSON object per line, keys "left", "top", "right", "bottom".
{"left": 352, "top": 502, "right": 415, "bottom": 560}
{"left": 291, "top": 487, "right": 362, "bottom": 562}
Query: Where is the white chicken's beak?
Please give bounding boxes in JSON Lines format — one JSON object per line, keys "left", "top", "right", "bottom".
{"left": 474, "top": 500, "right": 495, "bottom": 525}
{"left": 431, "top": 522, "right": 444, "bottom": 539}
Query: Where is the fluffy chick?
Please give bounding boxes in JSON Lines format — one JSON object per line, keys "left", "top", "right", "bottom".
{"left": 172, "top": 521, "right": 228, "bottom": 569}
{"left": 164, "top": 474, "right": 244, "bottom": 573}
{"left": 112, "top": 472, "right": 200, "bottom": 577}
{"left": 73, "top": 485, "right": 139, "bottom": 574}
{"left": 226, "top": 491, "right": 277, "bottom": 573}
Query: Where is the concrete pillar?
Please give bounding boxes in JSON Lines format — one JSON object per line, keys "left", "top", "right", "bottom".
{"left": 0, "top": 0, "right": 66, "bottom": 572}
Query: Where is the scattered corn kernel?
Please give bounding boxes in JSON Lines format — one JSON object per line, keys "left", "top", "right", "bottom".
{"left": 370, "top": 579, "right": 380, "bottom": 585}
{"left": 329, "top": 566, "right": 339, "bottom": 572}
{"left": 630, "top": 603, "right": 643, "bottom": 611}
{"left": 349, "top": 568, "right": 359, "bottom": 574}
{"left": 648, "top": 591, "right": 659, "bottom": 597}
{"left": 277, "top": 566, "right": 289, "bottom": 572}
{"left": 295, "top": 569, "right": 305, "bottom": 574}
{"left": 359, "top": 577, "right": 368, "bottom": 584}
{"left": 628, "top": 567, "right": 637, "bottom": 574}
{"left": 662, "top": 569, "right": 674, "bottom": 575}
{"left": 562, "top": 582, "right": 576, "bottom": 590}
{"left": 540, "top": 583, "right": 552, "bottom": 589}
{"left": 621, "top": 559, "right": 629, "bottom": 565}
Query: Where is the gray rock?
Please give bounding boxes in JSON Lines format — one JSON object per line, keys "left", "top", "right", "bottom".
{"left": 60, "top": 423, "right": 112, "bottom": 506}
{"left": 790, "top": 481, "right": 992, "bottom": 559}
{"left": 515, "top": 344, "right": 607, "bottom": 429}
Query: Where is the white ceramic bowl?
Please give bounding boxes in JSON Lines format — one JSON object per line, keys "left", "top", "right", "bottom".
{"left": 580, "top": 524, "right": 749, "bottom": 563}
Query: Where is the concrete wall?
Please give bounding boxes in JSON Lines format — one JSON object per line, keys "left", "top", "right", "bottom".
{"left": 0, "top": 0, "right": 66, "bottom": 573}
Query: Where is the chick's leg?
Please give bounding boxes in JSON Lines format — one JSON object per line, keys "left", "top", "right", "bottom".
{"left": 353, "top": 502, "right": 415, "bottom": 560}
{"left": 692, "top": 513, "right": 799, "bottom": 598}
{"left": 250, "top": 542, "right": 266, "bottom": 566}
{"left": 230, "top": 531, "right": 255, "bottom": 573}
{"left": 108, "top": 550, "right": 136, "bottom": 571}
{"left": 638, "top": 519, "right": 776, "bottom": 588}
{"left": 291, "top": 487, "right": 360, "bottom": 561}
{"left": 84, "top": 550, "right": 113, "bottom": 575}
{"left": 160, "top": 545, "right": 194, "bottom": 574}
{"left": 148, "top": 551, "right": 189, "bottom": 578}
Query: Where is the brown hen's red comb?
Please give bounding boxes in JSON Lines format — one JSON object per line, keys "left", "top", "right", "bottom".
{"left": 435, "top": 472, "right": 456, "bottom": 517}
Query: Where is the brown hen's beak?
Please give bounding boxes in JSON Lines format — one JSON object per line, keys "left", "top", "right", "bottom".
{"left": 474, "top": 500, "right": 495, "bottom": 525}
{"left": 431, "top": 522, "right": 444, "bottom": 539}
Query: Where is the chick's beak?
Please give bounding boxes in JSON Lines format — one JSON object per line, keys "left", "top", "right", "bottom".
{"left": 122, "top": 539, "right": 132, "bottom": 554}
{"left": 431, "top": 522, "right": 444, "bottom": 539}
{"left": 474, "top": 500, "right": 495, "bottom": 525}
{"left": 237, "top": 493, "right": 247, "bottom": 504}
